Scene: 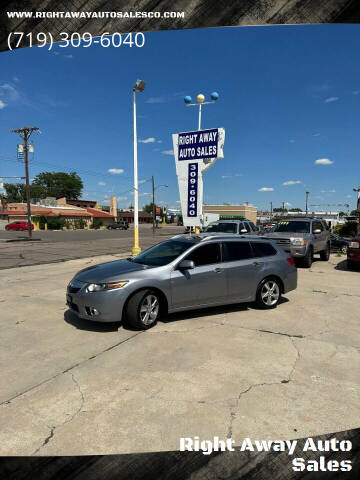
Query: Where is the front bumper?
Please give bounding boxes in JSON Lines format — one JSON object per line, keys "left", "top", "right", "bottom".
{"left": 277, "top": 244, "right": 306, "bottom": 258}
{"left": 66, "top": 289, "right": 127, "bottom": 323}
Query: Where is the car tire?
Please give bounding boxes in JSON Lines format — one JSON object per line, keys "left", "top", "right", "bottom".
{"left": 255, "top": 277, "right": 282, "bottom": 309}
{"left": 302, "top": 247, "right": 313, "bottom": 268}
{"left": 341, "top": 245, "right": 348, "bottom": 254}
{"left": 320, "top": 242, "right": 330, "bottom": 261}
{"left": 347, "top": 260, "right": 356, "bottom": 270}
{"left": 124, "top": 289, "right": 161, "bottom": 330}
{"left": 5, "top": 226, "right": 10, "bottom": 231}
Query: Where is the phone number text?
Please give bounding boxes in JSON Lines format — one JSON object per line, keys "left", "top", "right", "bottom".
{"left": 7, "top": 32, "right": 145, "bottom": 50}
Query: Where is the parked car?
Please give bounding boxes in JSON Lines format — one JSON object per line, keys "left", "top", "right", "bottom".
{"left": 330, "top": 233, "right": 350, "bottom": 254}
{"left": 205, "top": 219, "right": 259, "bottom": 235}
{"left": 347, "top": 236, "right": 360, "bottom": 269}
{"left": 107, "top": 220, "right": 129, "bottom": 230}
{"left": 263, "top": 217, "right": 330, "bottom": 267}
{"left": 66, "top": 234, "right": 297, "bottom": 330}
{"left": 5, "top": 221, "right": 34, "bottom": 231}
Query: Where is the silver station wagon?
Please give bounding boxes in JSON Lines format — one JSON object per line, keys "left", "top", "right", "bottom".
{"left": 66, "top": 234, "right": 297, "bottom": 330}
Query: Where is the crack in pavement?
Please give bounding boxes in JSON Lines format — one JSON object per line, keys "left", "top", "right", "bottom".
{"left": 31, "top": 372, "right": 85, "bottom": 455}
{"left": 227, "top": 336, "right": 301, "bottom": 438}
{"left": 0, "top": 332, "right": 143, "bottom": 407}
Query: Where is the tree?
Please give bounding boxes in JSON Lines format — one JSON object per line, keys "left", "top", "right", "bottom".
{"left": 273, "top": 207, "right": 287, "bottom": 212}
{"left": 289, "top": 208, "right": 302, "bottom": 212}
{"left": 143, "top": 202, "right": 155, "bottom": 214}
{"left": 350, "top": 209, "right": 360, "bottom": 216}
{"left": 3, "top": 183, "right": 26, "bottom": 202}
{"left": 32, "top": 171, "right": 83, "bottom": 199}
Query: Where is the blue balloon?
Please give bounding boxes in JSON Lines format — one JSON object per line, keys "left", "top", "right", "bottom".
{"left": 210, "top": 91, "right": 219, "bottom": 101}
{"left": 184, "top": 95, "right": 192, "bottom": 104}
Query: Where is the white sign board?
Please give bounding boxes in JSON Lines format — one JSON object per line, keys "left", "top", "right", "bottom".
{"left": 172, "top": 127, "right": 225, "bottom": 227}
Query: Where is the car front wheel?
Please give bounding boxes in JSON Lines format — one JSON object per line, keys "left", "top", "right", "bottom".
{"left": 320, "top": 242, "right": 330, "bottom": 261}
{"left": 124, "top": 289, "right": 160, "bottom": 330}
{"left": 255, "top": 278, "right": 281, "bottom": 309}
{"left": 302, "top": 247, "right": 313, "bottom": 268}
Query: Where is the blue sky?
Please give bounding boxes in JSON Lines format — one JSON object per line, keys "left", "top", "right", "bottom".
{"left": 1, "top": 24, "right": 360, "bottom": 211}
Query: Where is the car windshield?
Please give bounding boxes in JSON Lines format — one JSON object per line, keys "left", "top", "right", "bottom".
{"left": 206, "top": 222, "right": 237, "bottom": 233}
{"left": 131, "top": 239, "right": 193, "bottom": 266}
{"left": 273, "top": 221, "right": 310, "bottom": 233}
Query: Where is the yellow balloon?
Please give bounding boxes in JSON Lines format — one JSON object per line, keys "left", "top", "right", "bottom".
{"left": 197, "top": 94, "right": 205, "bottom": 104}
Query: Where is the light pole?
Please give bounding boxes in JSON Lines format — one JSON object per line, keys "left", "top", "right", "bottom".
{"left": 305, "top": 191, "right": 310, "bottom": 215}
{"left": 132, "top": 80, "right": 145, "bottom": 256}
{"left": 151, "top": 176, "right": 168, "bottom": 234}
{"left": 184, "top": 92, "right": 219, "bottom": 233}
{"left": 353, "top": 187, "right": 360, "bottom": 212}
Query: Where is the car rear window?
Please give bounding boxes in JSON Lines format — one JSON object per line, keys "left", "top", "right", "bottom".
{"left": 251, "top": 242, "right": 277, "bottom": 257}
{"left": 223, "top": 241, "right": 253, "bottom": 261}
{"left": 206, "top": 222, "right": 238, "bottom": 234}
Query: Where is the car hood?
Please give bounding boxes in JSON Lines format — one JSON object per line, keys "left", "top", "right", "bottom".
{"left": 74, "top": 259, "right": 153, "bottom": 283}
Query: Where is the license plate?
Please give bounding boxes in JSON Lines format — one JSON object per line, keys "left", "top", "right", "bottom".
{"left": 66, "top": 294, "right": 72, "bottom": 305}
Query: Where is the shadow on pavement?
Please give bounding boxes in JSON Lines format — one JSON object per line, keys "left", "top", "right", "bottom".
{"left": 64, "top": 310, "right": 121, "bottom": 332}
{"left": 334, "top": 259, "right": 358, "bottom": 271}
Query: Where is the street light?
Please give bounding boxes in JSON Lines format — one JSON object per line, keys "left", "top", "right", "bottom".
{"left": 132, "top": 79, "right": 145, "bottom": 256}
{"left": 353, "top": 187, "right": 360, "bottom": 212}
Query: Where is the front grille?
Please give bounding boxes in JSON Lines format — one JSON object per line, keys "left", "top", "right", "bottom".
{"left": 69, "top": 302, "right": 79, "bottom": 312}
{"left": 68, "top": 286, "right": 81, "bottom": 294}
{"left": 276, "top": 239, "right": 291, "bottom": 246}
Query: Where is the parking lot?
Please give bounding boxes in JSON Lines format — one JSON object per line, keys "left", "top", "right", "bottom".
{"left": 1, "top": 249, "right": 359, "bottom": 456}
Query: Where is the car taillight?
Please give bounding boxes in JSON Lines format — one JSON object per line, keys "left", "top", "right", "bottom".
{"left": 349, "top": 242, "right": 360, "bottom": 249}
{"left": 286, "top": 257, "right": 295, "bottom": 267}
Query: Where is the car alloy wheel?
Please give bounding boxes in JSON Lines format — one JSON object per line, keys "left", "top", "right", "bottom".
{"left": 261, "top": 280, "right": 280, "bottom": 307}
{"left": 139, "top": 294, "right": 159, "bottom": 326}
{"left": 341, "top": 245, "right": 348, "bottom": 254}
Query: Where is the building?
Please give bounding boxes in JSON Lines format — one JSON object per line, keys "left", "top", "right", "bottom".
{"left": 203, "top": 204, "right": 257, "bottom": 224}
{"left": 0, "top": 199, "right": 115, "bottom": 229}
{"left": 118, "top": 210, "right": 153, "bottom": 224}
{"left": 65, "top": 198, "right": 99, "bottom": 209}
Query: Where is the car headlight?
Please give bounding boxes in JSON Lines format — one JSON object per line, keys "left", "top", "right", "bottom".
{"left": 290, "top": 237, "right": 307, "bottom": 246}
{"left": 349, "top": 241, "right": 360, "bottom": 249}
{"left": 86, "top": 281, "right": 128, "bottom": 293}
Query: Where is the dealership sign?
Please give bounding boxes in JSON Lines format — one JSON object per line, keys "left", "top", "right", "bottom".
{"left": 172, "top": 127, "right": 225, "bottom": 227}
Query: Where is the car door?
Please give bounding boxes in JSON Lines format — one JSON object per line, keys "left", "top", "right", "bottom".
{"left": 222, "top": 241, "right": 260, "bottom": 301}
{"left": 312, "top": 221, "right": 325, "bottom": 252}
{"left": 170, "top": 242, "right": 227, "bottom": 309}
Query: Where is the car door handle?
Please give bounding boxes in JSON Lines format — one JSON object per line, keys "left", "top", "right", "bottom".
{"left": 252, "top": 261, "right": 261, "bottom": 267}
{"left": 214, "top": 267, "right": 224, "bottom": 273}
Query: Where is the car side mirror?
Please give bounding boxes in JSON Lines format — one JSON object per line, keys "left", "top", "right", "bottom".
{"left": 314, "top": 229, "right": 321, "bottom": 234}
{"left": 178, "top": 260, "right": 195, "bottom": 270}
{"left": 240, "top": 229, "right": 247, "bottom": 233}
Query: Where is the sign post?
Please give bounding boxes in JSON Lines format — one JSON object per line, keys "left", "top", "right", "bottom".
{"left": 172, "top": 127, "right": 225, "bottom": 230}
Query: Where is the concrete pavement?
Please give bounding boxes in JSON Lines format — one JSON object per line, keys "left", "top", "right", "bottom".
{"left": 0, "top": 253, "right": 359, "bottom": 456}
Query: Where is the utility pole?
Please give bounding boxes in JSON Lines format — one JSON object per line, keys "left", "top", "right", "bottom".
{"left": 270, "top": 201, "right": 273, "bottom": 223}
{"left": 152, "top": 175, "right": 155, "bottom": 234}
{"left": 305, "top": 191, "right": 310, "bottom": 215}
{"left": 11, "top": 126, "right": 39, "bottom": 239}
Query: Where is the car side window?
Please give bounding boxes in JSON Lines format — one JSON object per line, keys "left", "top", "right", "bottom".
{"left": 243, "top": 222, "right": 252, "bottom": 233}
{"left": 312, "top": 221, "right": 323, "bottom": 232}
{"left": 185, "top": 243, "right": 221, "bottom": 266}
{"left": 251, "top": 242, "right": 277, "bottom": 257}
{"left": 223, "top": 242, "right": 253, "bottom": 262}
{"left": 249, "top": 221, "right": 258, "bottom": 231}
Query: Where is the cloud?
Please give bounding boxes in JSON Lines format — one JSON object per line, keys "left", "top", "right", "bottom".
{"left": 0, "top": 100, "right": 6, "bottom": 109}
{"left": 157, "top": 140, "right": 162, "bottom": 143}
{"left": 117, "top": 196, "right": 127, "bottom": 201}
{"left": 139, "top": 179, "right": 147, "bottom": 184}
{"left": 320, "top": 189, "right": 336, "bottom": 193}
{"left": 104, "top": 195, "right": 109, "bottom": 199}
{"left": 63, "top": 54, "right": 73, "bottom": 59}
{"left": 285, "top": 202, "right": 292, "bottom": 207}
{"left": 282, "top": 180, "right": 302, "bottom": 186}
{"left": 289, "top": 139, "right": 295, "bottom": 143}
{"left": 346, "top": 195, "right": 352, "bottom": 198}
{"left": 146, "top": 97, "right": 166, "bottom": 104}
{"left": 258, "top": 187, "right": 274, "bottom": 192}
{"left": 324, "top": 97, "right": 338, "bottom": 103}
{"left": 314, "top": 158, "right": 334, "bottom": 165}
{"left": 97, "top": 181, "right": 106, "bottom": 186}
{"left": 161, "top": 150, "right": 174, "bottom": 155}
{"left": 176, "top": 200, "right": 181, "bottom": 203}
{"left": 139, "top": 137, "right": 155, "bottom": 144}
{"left": 313, "top": 133, "right": 321, "bottom": 137}
{"left": 352, "top": 90, "right": 360, "bottom": 95}
{"left": 108, "top": 168, "right": 124, "bottom": 174}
